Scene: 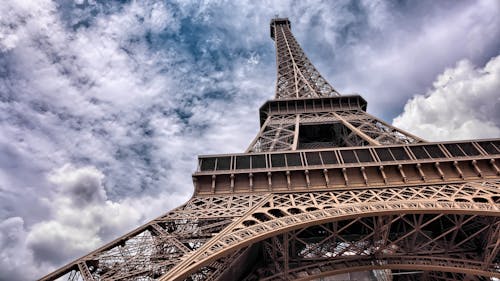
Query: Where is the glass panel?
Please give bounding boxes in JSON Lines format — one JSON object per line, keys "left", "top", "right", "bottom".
{"left": 410, "top": 146, "right": 430, "bottom": 159}
{"left": 295, "top": 101, "right": 304, "bottom": 110}
{"left": 478, "top": 142, "right": 499, "bottom": 154}
{"left": 286, "top": 153, "right": 302, "bottom": 166}
{"left": 278, "top": 101, "right": 287, "bottom": 111}
{"left": 458, "top": 143, "right": 480, "bottom": 156}
{"left": 389, "top": 147, "right": 409, "bottom": 160}
{"left": 444, "top": 144, "right": 465, "bottom": 157}
{"left": 216, "top": 157, "right": 231, "bottom": 170}
{"left": 305, "top": 100, "right": 314, "bottom": 110}
{"left": 305, "top": 152, "right": 322, "bottom": 165}
{"left": 271, "top": 154, "right": 286, "bottom": 167}
{"left": 236, "top": 156, "right": 250, "bottom": 169}
{"left": 321, "top": 151, "right": 338, "bottom": 164}
{"left": 251, "top": 155, "right": 266, "bottom": 169}
{"left": 340, "top": 150, "right": 357, "bottom": 163}
{"left": 200, "top": 157, "right": 216, "bottom": 171}
{"left": 355, "top": 149, "right": 373, "bottom": 162}
{"left": 424, "top": 145, "right": 445, "bottom": 158}
{"left": 375, "top": 148, "right": 394, "bottom": 161}
{"left": 493, "top": 141, "right": 500, "bottom": 151}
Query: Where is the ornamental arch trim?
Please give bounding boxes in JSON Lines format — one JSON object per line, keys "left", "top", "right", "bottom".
{"left": 161, "top": 200, "right": 500, "bottom": 281}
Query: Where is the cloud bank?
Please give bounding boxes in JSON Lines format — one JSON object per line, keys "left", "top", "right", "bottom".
{"left": 394, "top": 55, "right": 500, "bottom": 141}
{"left": 0, "top": 0, "right": 498, "bottom": 280}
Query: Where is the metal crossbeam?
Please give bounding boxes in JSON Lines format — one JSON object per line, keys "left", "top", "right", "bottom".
{"left": 271, "top": 18, "right": 340, "bottom": 99}
{"left": 38, "top": 17, "right": 500, "bottom": 281}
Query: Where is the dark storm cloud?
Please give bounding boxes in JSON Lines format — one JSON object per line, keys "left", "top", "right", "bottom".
{"left": 0, "top": 0, "right": 498, "bottom": 280}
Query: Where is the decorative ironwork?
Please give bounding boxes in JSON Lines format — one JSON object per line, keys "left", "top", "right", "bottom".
{"left": 39, "top": 18, "right": 500, "bottom": 281}
{"left": 271, "top": 18, "right": 340, "bottom": 99}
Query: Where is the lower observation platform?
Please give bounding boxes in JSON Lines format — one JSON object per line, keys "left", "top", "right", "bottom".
{"left": 194, "top": 139, "right": 500, "bottom": 195}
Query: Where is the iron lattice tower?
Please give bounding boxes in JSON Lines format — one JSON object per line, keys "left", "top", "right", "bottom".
{"left": 40, "top": 18, "right": 500, "bottom": 281}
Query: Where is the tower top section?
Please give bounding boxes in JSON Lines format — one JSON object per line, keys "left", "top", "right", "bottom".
{"left": 270, "top": 18, "right": 291, "bottom": 40}
{"left": 271, "top": 17, "right": 340, "bottom": 99}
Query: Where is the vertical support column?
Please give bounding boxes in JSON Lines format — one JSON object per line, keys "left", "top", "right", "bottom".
{"left": 483, "top": 219, "right": 500, "bottom": 269}
{"left": 374, "top": 215, "right": 394, "bottom": 259}
{"left": 292, "top": 114, "right": 300, "bottom": 150}
{"left": 283, "top": 232, "right": 290, "bottom": 279}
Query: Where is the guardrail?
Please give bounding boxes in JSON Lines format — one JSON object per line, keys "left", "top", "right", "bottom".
{"left": 193, "top": 139, "right": 500, "bottom": 194}
{"left": 197, "top": 139, "right": 499, "bottom": 173}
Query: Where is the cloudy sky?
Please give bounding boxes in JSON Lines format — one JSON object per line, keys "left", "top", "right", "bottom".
{"left": 0, "top": 0, "right": 499, "bottom": 280}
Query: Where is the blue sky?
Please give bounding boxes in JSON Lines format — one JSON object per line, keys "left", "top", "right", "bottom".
{"left": 0, "top": 0, "right": 499, "bottom": 280}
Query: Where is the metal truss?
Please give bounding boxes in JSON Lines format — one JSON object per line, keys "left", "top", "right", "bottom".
{"left": 243, "top": 214, "right": 499, "bottom": 280}
{"left": 247, "top": 109, "right": 424, "bottom": 153}
{"left": 38, "top": 180, "right": 500, "bottom": 281}
{"left": 160, "top": 180, "right": 500, "bottom": 281}
{"left": 271, "top": 18, "right": 340, "bottom": 99}
{"left": 248, "top": 119, "right": 296, "bottom": 152}
{"left": 39, "top": 17, "right": 500, "bottom": 281}
{"left": 39, "top": 194, "right": 265, "bottom": 281}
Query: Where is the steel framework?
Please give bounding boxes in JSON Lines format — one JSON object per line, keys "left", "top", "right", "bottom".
{"left": 39, "top": 18, "right": 500, "bottom": 281}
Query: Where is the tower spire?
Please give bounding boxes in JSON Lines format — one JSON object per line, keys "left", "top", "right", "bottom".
{"left": 271, "top": 17, "right": 340, "bottom": 99}
{"left": 246, "top": 18, "right": 423, "bottom": 153}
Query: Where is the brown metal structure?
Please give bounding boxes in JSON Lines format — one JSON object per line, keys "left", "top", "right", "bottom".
{"left": 39, "top": 18, "right": 500, "bottom": 281}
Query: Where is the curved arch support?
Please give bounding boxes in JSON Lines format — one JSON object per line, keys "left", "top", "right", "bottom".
{"left": 261, "top": 256, "right": 498, "bottom": 281}
{"left": 160, "top": 200, "right": 500, "bottom": 281}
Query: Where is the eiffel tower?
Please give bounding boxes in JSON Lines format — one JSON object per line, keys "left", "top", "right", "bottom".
{"left": 40, "top": 17, "right": 500, "bottom": 281}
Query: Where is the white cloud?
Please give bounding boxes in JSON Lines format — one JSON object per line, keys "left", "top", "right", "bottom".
{"left": 0, "top": 0, "right": 54, "bottom": 51}
{"left": 0, "top": 0, "right": 296, "bottom": 279}
{"left": 0, "top": 164, "right": 188, "bottom": 280}
{"left": 0, "top": 217, "right": 40, "bottom": 281}
{"left": 393, "top": 55, "right": 500, "bottom": 141}
{"left": 48, "top": 164, "right": 107, "bottom": 205}
{"left": 147, "top": 2, "right": 180, "bottom": 33}
{"left": 0, "top": 0, "right": 499, "bottom": 279}
{"left": 296, "top": 0, "right": 500, "bottom": 120}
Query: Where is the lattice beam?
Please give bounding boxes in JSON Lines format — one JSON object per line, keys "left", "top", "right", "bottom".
{"left": 271, "top": 18, "right": 340, "bottom": 99}
{"left": 38, "top": 17, "right": 500, "bottom": 281}
{"left": 159, "top": 180, "right": 500, "bottom": 281}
